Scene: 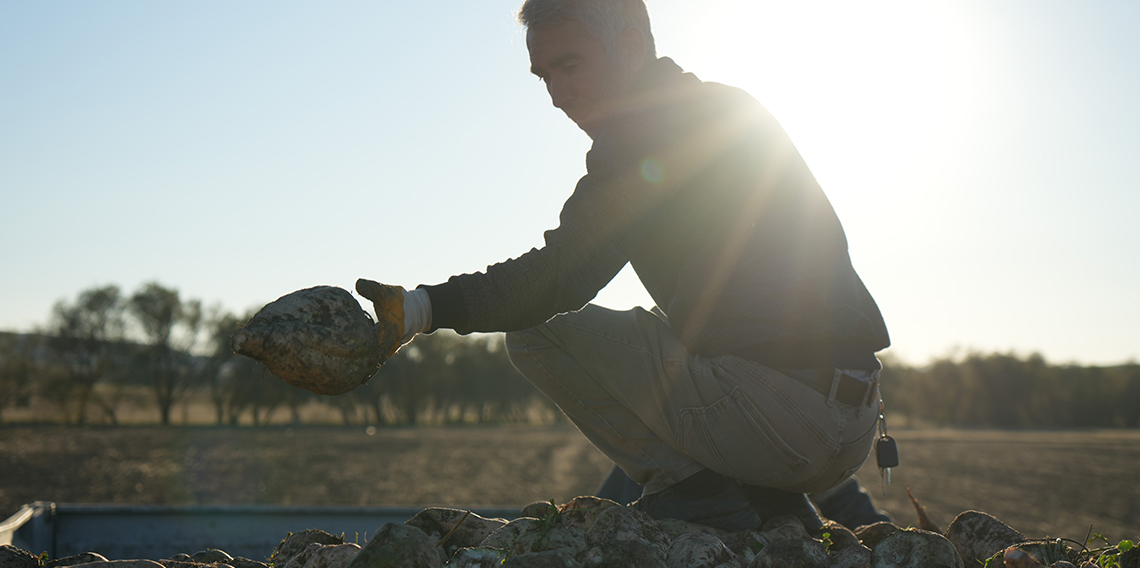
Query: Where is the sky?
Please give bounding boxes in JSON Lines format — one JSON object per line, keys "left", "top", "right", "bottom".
{"left": 1, "top": 1, "right": 1137, "bottom": 366}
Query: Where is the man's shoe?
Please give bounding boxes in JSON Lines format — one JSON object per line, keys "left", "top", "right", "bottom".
{"left": 743, "top": 485, "right": 825, "bottom": 532}
{"left": 809, "top": 477, "right": 892, "bottom": 530}
{"left": 631, "top": 479, "right": 760, "bottom": 532}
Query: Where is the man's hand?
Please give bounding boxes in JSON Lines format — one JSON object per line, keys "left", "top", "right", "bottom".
{"left": 355, "top": 278, "right": 406, "bottom": 362}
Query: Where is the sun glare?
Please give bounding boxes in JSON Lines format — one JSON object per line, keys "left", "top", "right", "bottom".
{"left": 590, "top": 1, "right": 994, "bottom": 314}
{"left": 666, "top": 1, "right": 985, "bottom": 208}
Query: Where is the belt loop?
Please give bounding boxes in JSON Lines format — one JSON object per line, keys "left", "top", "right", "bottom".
{"left": 826, "top": 368, "right": 841, "bottom": 408}
{"left": 858, "top": 370, "right": 880, "bottom": 419}
{"left": 864, "top": 370, "right": 880, "bottom": 407}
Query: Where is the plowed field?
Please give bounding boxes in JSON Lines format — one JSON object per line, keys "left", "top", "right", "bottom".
{"left": 1, "top": 426, "right": 1136, "bottom": 542}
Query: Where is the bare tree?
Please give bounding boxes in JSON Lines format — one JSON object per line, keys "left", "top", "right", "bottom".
{"left": 46, "top": 285, "right": 128, "bottom": 424}
{"left": 127, "top": 282, "right": 206, "bottom": 425}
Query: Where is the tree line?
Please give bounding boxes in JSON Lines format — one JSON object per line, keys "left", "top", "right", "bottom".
{"left": 0, "top": 283, "right": 1137, "bottom": 428}
{"left": 0, "top": 282, "right": 552, "bottom": 426}
{"left": 878, "top": 352, "right": 1140, "bottom": 428}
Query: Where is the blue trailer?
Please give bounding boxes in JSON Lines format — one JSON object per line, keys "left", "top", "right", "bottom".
{"left": 0, "top": 502, "right": 520, "bottom": 561}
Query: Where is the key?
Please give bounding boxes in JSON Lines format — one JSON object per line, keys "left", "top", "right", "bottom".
{"left": 875, "top": 435, "right": 898, "bottom": 495}
{"left": 876, "top": 435, "right": 899, "bottom": 468}
{"left": 872, "top": 385, "right": 898, "bottom": 495}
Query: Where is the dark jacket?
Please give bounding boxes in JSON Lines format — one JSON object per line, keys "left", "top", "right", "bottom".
{"left": 424, "top": 57, "right": 889, "bottom": 369}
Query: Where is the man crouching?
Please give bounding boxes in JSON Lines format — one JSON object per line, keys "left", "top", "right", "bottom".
{"left": 358, "top": 0, "right": 891, "bottom": 532}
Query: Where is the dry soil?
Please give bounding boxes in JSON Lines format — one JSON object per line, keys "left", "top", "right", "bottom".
{"left": 1, "top": 426, "right": 1136, "bottom": 542}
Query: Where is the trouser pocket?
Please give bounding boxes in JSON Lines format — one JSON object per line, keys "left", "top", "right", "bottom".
{"left": 679, "top": 386, "right": 809, "bottom": 487}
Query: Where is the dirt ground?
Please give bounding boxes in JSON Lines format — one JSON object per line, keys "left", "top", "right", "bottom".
{"left": 1, "top": 426, "right": 1137, "bottom": 542}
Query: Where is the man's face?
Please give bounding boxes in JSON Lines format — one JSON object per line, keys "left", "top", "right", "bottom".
{"left": 527, "top": 21, "right": 638, "bottom": 138}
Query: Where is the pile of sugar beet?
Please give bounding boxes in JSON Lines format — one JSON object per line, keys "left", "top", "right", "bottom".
{"left": 4, "top": 497, "right": 1138, "bottom": 568}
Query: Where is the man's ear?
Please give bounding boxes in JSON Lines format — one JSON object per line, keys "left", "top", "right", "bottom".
{"left": 618, "top": 26, "right": 647, "bottom": 74}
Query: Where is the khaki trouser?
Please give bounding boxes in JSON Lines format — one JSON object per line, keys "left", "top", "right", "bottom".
{"left": 505, "top": 304, "right": 879, "bottom": 496}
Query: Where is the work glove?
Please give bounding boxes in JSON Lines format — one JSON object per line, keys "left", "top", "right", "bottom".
{"left": 355, "top": 278, "right": 433, "bottom": 363}
{"left": 355, "top": 279, "right": 406, "bottom": 362}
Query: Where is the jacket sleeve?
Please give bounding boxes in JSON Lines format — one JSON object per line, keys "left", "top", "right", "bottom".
{"left": 422, "top": 119, "right": 669, "bottom": 334}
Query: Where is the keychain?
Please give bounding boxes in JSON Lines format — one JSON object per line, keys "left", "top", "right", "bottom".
{"left": 874, "top": 389, "right": 899, "bottom": 496}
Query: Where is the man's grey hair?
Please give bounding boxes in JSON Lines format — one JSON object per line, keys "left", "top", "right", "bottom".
{"left": 518, "top": 0, "right": 656, "bottom": 59}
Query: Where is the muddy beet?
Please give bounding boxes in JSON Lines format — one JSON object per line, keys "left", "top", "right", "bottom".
{"left": 1, "top": 499, "right": 1130, "bottom": 568}
{"left": 231, "top": 286, "right": 382, "bottom": 395}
